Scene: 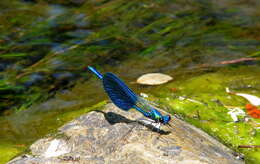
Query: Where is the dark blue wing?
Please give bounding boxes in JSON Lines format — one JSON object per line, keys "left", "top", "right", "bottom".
{"left": 103, "top": 73, "right": 138, "bottom": 111}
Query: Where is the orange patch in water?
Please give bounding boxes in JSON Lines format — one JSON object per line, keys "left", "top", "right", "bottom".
{"left": 170, "top": 88, "right": 178, "bottom": 92}
{"left": 245, "top": 104, "right": 260, "bottom": 119}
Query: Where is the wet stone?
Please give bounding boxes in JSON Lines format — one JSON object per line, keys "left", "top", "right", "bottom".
{"left": 8, "top": 103, "right": 244, "bottom": 164}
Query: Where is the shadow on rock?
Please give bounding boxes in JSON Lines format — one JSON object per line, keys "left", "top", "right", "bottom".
{"left": 94, "top": 110, "right": 170, "bottom": 135}
{"left": 94, "top": 110, "right": 135, "bottom": 125}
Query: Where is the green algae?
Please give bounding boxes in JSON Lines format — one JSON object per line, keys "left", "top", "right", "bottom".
{"left": 150, "top": 66, "right": 260, "bottom": 163}
{"left": 0, "top": 53, "right": 28, "bottom": 59}
{"left": 0, "top": 143, "right": 24, "bottom": 164}
{"left": 250, "top": 51, "right": 260, "bottom": 58}
{"left": 57, "top": 100, "right": 107, "bottom": 123}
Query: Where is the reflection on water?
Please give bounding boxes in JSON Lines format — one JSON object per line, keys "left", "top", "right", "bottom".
{"left": 48, "top": 5, "right": 66, "bottom": 17}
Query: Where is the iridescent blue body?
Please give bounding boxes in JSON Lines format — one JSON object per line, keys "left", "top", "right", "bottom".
{"left": 88, "top": 66, "right": 171, "bottom": 125}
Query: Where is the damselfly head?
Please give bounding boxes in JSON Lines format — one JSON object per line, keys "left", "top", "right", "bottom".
{"left": 161, "top": 115, "right": 171, "bottom": 124}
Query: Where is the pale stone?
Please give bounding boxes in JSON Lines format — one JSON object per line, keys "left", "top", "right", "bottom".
{"left": 137, "top": 73, "right": 173, "bottom": 85}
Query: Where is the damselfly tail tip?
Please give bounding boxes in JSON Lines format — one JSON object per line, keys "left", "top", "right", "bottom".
{"left": 87, "top": 65, "right": 93, "bottom": 70}
{"left": 87, "top": 66, "right": 103, "bottom": 79}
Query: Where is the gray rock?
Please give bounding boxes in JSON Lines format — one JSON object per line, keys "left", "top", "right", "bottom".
{"left": 8, "top": 104, "right": 244, "bottom": 164}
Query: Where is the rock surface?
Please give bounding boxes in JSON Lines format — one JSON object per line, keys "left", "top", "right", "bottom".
{"left": 8, "top": 104, "right": 244, "bottom": 164}
{"left": 137, "top": 73, "right": 173, "bottom": 85}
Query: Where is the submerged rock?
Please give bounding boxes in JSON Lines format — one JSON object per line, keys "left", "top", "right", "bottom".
{"left": 137, "top": 73, "right": 173, "bottom": 85}
{"left": 8, "top": 104, "right": 243, "bottom": 164}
